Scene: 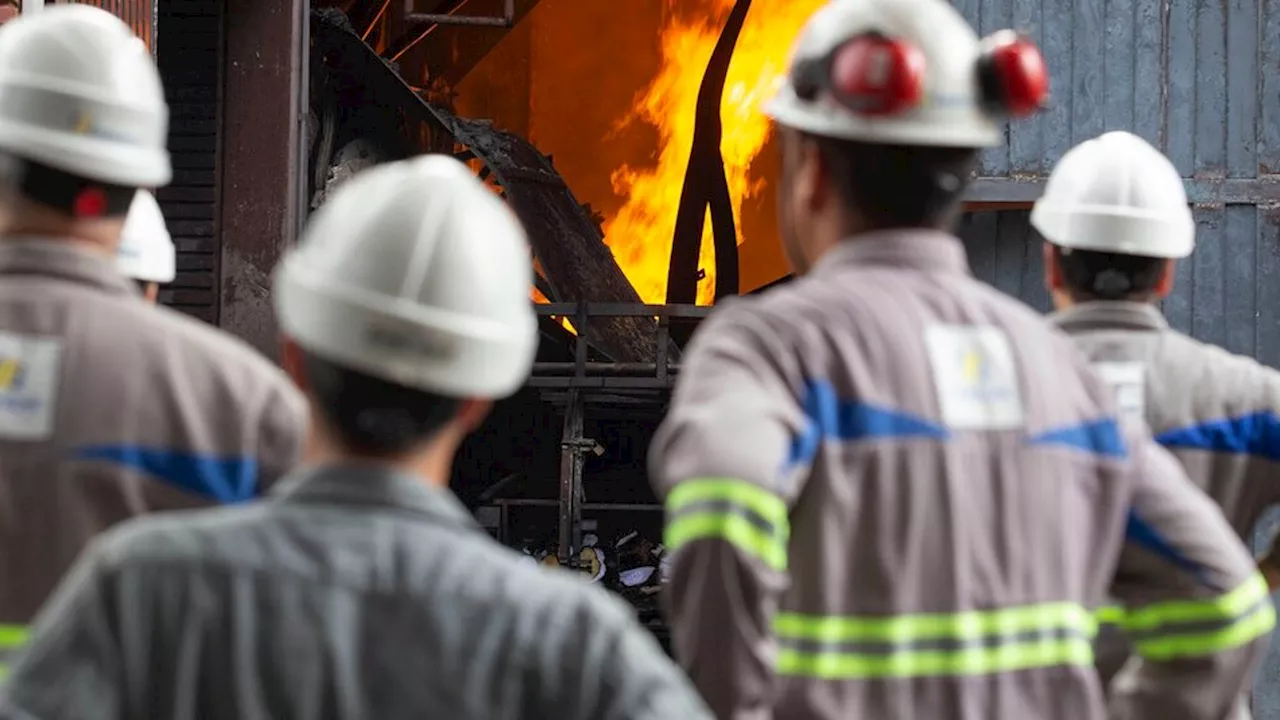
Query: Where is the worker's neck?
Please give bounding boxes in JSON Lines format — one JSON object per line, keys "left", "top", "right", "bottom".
{"left": 303, "top": 424, "right": 457, "bottom": 490}
{"left": 1, "top": 203, "right": 125, "bottom": 255}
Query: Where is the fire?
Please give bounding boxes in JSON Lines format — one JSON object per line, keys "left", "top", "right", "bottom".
{"left": 527, "top": 283, "right": 578, "bottom": 333}
{"left": 603, "top": 0, "right": 824, "bottom": 305}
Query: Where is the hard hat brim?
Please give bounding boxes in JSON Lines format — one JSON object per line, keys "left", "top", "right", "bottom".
{"left": 1030, "top": 203, "right": 1195, "bottom": 259}
{"left": 0, "top": 119, "right": 171, "bottom": 188}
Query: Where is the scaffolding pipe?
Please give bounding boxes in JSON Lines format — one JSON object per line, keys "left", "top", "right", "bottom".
{"left": 404, "top": 0, "right": 514, "bottom": 27}
{"left": 533, "top": 362, "right": 681, "bottom": 376}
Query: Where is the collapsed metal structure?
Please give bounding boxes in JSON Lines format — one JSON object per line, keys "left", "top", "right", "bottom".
{"left": 309, "top": 5, "right": 747, "bottom": 585}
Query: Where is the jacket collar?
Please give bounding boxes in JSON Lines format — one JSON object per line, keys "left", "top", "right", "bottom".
{"left": 813, "top": 229, "right": 971, "bottom": 276}
{"left": 1048, "top": 301, "right": 1169, "bottom": 334}
{"left": 0, "top": 238, "right": 138, "bottom": 297}
{"left": 271, "top": 463, "right": 482, "bottom": 533}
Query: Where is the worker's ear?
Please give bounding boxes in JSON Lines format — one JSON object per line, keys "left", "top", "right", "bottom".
{"left": 279, "top": 337, "right": 308, "bottom": 392}
{"left": 1042, "top": 242, "right": 1064, "bottom": 293}
{"left": 801, "top": 135, "right": 832, "bottom": 214}
{"left": 455, "top": 398, "right": 493, "bottom": 433}
{"left": 1153, "top": 259, "right": 1177, "bottom": 298}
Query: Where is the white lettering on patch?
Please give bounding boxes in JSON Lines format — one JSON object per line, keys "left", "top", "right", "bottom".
{"left": 1093, "top": 361, "right": 1147, "bottom": 426}
{"left": 0, "top": 331, "right": 61, "bottom": 440}
{"left": 925, "top": 325, "right": 1024, "bottom": 431}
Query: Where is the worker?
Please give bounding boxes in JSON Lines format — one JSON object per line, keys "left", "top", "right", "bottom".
{"left": 0, "top": 5, "right": 305, "bottom": 674}
{"left": 647, "top": 1, "right": 1273, "bottom": 718}
{"left": 1035, "top": 130, "right": 1280, "bottom": 718}
{"left": 0, "top": 155, "right": 713, "bottom": 720}
{"left": 115, "top": 190, "right": 175, "bottom": 304}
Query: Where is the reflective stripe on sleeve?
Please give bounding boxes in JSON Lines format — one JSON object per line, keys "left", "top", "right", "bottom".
{"left": 0, "top": 623, "right": 28, "bottom": 679}
{"left": 773, "top": 603, "right": 1097, "bottom": 679}
{"left": 1120, "top": 573, "right": 1276, "bottom": 661}
{"left": 664, "top": 478, "right": 790, "bottom": 572}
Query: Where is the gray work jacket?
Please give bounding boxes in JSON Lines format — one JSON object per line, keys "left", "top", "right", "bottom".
{"left": 0, "top": 239, "right": 305, "bottom": 634}
{"left": 0, "top": 464, "right": 713, "bottom": 720}
{"left": 1051, "top": 300, "right": 1280, "bottom": 719}
{"left": 649, "top": 231, "right": 1272, "bottom": 720}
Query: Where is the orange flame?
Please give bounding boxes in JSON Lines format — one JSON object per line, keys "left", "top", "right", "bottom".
{"left": 603, "top": 0, "right": 823, "bottom": 305}
{"left": 531, "top": 286, "right": 578, "bottom": 334}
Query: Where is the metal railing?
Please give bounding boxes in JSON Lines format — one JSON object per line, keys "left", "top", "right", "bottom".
{"left": 531, "top": 302, "right": 713, "bottom": 390}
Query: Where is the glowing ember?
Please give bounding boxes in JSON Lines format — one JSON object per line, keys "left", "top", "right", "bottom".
{"left": 603, "top": 0, "right": 824, "bottom": 305}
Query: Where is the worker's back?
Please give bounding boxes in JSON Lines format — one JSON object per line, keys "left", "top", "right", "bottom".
{"left": 650, "top": 229, "right": 1271, "bottom": 719}
{"left": 0, "top": 464, "right": 709, "bottom": 720}
{"left": 1052, "top": 300, "right": 1280, "bottom": 719}
{"left": 1052, "top": 301, "right": 1280, "bottom": 537}
{"left": 0, "top": 240, "right": 305, "bottom": 625}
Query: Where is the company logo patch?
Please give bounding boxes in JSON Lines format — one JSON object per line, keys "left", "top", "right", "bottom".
{"left": 1092, "top": 361, "right": 1146, "bottom": 425}
{"left": 0, "top": 332, "right": 62, "bottom": 440}
{"left": 925, "top": 324, "right": 1024, "bottom": 431}
{"left": 0, "top": 358, "right": 25, "bottom": 391}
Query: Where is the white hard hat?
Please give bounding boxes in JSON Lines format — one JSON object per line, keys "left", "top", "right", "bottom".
{"left": 116, "top": 191, "right": 175, "bottom": 283}
{"left": 1031, "top": 131, "right": 1194, "bottom": 259}
{"left": 0, "top": 5, "right": 170, "bottom": 187}
{"left": 274, "top": 154, "right": 538, "bottom": 399}
{"left": 764, "top": 0, "right": 1048, "bottom": 147}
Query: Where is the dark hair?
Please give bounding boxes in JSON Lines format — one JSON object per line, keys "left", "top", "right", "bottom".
{"left": 1053, "top": 245, "right": 1170, "bottom": 301}
{"left": 810, "top": 135, "right": 979, "bottom": 230}
{"left": 14, "top": 158, "right": 135, "bottom": 217}
{"left": 302, "top": 350, "right": 461, "bottom": 457}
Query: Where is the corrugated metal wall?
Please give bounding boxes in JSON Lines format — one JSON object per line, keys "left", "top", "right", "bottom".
{"left": 53, "top": 0, "right": 154, "bottom": 51}
{"left": 952, "top": 0, "right": 1280, "bottom": 712}
{"left": 154, "top": 0, "right": 222, "bottom": 324}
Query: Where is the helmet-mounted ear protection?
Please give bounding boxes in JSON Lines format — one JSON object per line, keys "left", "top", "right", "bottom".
{"left": 791, "top": 32, "right": 927, "bottom": 117}
{"left": 975, "top": 30, "right": 1049, "bottom": 117}
{"left": 790, "top": 29, "right": 1048, "bottom": 120}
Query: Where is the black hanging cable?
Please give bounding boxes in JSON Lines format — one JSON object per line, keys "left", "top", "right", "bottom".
{"left": 665, "top": 0, "right": 751, "bottom": 305}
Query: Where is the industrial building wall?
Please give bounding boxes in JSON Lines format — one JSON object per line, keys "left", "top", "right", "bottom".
{"left": 155, "top": 0, "right": 222, "bottom": 324}
{"left": 952, "top": 0, "right": 1280, "bottom": 712}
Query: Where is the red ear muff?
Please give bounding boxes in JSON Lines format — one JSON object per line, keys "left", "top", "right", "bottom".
{"left": 830, "top": 33, "right": 927, "bottom": 116}
{"left": 73, "top": 187, "right": 108, "bottom": 218}
{"left": 790, "top": 32, "right": 926, "bottom": 117}
{"left": 976, "top": 30, "right": 1049, "bottom": 117}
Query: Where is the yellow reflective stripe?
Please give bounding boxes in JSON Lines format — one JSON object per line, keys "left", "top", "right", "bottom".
{"left": 776, "top": 638, "right": 1094, "bottom": 679}
{"left": 1096, "top": 604, "right": 1126, "bottom": 626}
{"left": 665, "top": 513, "right": 787, "bottom": 571}
{"left": 1120, "top": 573, "right": 1269, "bottom": 632}
{"left": 773, "top": 603, "right": 1096, "bottom": 679}
{"left": 664, "top": 478, "right": 790, "bottom": 571}
{"left": 0, "top": 624, "right": 27, "bottom": 648}
{"left": 1126, "top": 574, "right": 1276, "bottom": 661}
{"left": 665, "top": 478, "right": 789, "bottom": 527}
{"left": 1135, "top": 603, "right": 1276, "bottom": 661}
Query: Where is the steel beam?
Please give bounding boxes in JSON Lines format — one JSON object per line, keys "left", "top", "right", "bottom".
{"left": 556, "top": 390, "right": 585, "bottom": 565}
{"left": 965, "top": 176, "right": 1280, "bottom": 206}
{"left": 219, "top": 0, "right": 308, "bottom": 358}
